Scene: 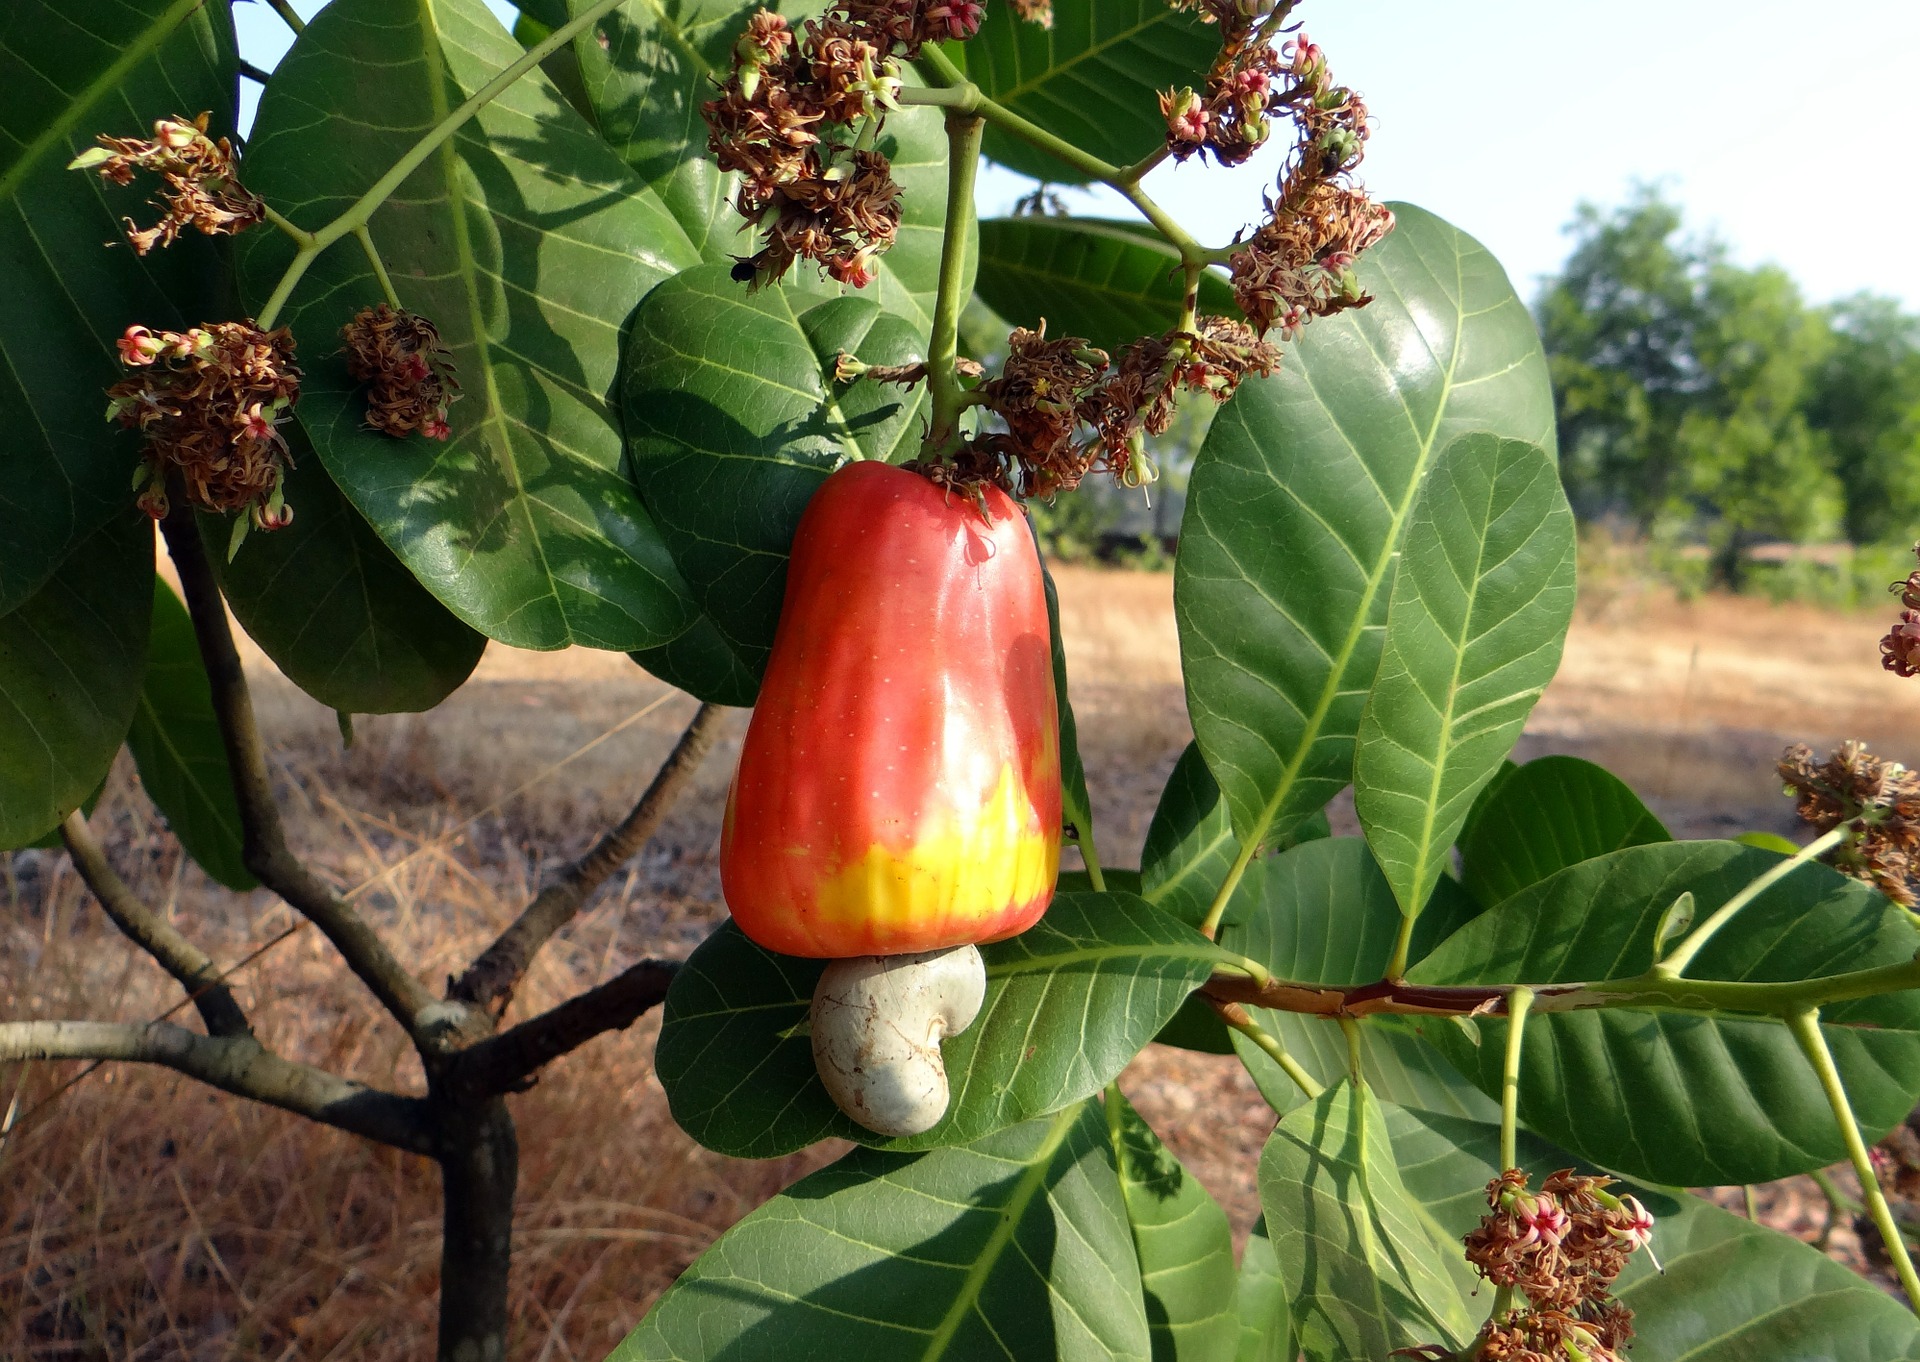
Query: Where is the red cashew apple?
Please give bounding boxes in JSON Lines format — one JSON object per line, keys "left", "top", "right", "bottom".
{"left": 720, "top": 460, "right": 1063, "bottom": 959}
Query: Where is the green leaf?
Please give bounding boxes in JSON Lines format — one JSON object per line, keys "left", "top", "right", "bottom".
{"left": 1353, "top": 434, "right": 1577, "bottom": 920}
{"left": 1459, "top": 753, "right": 1670, "bottom": 908}
{"left": 201, "top": 422, "right": 486, "bottom": 714}
{"left": 656, "top": 891, "right": 1229, "bottom": 1157}
{"left": 1044, "top": 562, "right": 1097, "bottom": 864}
{"left": 627, "top": 613, "right": 760, "bottom": 707}
{"left": 1410, "top": 840, "right": 1920, "bottom": 1185}
{"left": 1387, "top": 1105, "right": 1920, "bottom": 1362}
{"left": 1234, "top": 1217, "right": 1292, "bottom": 1362}
{"left": 0, "top": 513, "right": 153, "bottom": 849}
{"left": 1174, "top": 204, "right": 1556, "bottom": 858}
{"left": 974, "top": 217, "right": 1235, "bottom": 354}
{"left": 125, "top": 580, "right": 254, "bottom": 890}
{"left": 953, "top": 0, "right": 1219, "bottom": 185}
{"left": 1258, "top": 1081, "right": 1475, "bottom": 1362}
{"left": 553, "top": 0, "right": 966, "bottom": 325}
{"left": 1453, "top": 755, "right": 1515, "bottom": 853}
{"left": 613, "top": 1101, "right": 1150, "bottom": 1362}
{"left": 623, "top": 264, "right": 930, "bottom": 682}
{"left": 1735, "top": 829, "right": 1799, "bottom": 856}
{"left": 1105, "top": 1089, "right": 1237, "bottom": 1362}
{"left": 237, "top": 0, "right": 701, "bottom": 652}
{"left": 1220, "top": 838, "right": 1499, "bottom": 1122}
{"left": 0, "top": 0, "right": 235, "bottom": 612}
{"left": 1140, "top": 741, "right": 1240, "bottom": 930}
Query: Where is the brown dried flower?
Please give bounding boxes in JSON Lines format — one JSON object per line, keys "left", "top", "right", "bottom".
{"left": 71, "top": 112, "right": 265, "bottom": 256}
{"left": 1882, "top": 544, "right": 1920, "bottom": 676}
{"left": 342, "top": 304, "right": 460, "bottom": 440}
{"left": 1008, "top": 0, "right": 1053, "bottom": 27}
{"left": 107, "top": 321, "right": 300, "bottom": 529}
{"left": 1779, "top": 741, "right": 1920, "bottom": 906}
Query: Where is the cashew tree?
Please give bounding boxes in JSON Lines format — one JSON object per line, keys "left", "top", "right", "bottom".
{"left": 6, "top": 2, "right": 1920, "bottom": 1360}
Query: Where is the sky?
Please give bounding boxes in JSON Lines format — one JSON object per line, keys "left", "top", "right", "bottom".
{"left": 234, "top": 0, "right": 1920, "bottom": 309}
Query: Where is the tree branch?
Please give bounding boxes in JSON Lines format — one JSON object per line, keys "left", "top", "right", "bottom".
{"left": 158, "top": 501, "right": 439, "bottom": 1039}
{"left": 446, "top": 959, "right": 679, "bottom": 1098}
{"left": 448, "top": 704, "right": 725, "bottom": 1010}
{"left": 60, "top": 812, "right": 251, "bottom": 1039}
{"left": 0, "top": 1020, "right": 433, "bottom": 1154}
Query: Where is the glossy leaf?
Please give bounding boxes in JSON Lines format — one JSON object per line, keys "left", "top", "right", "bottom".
{"left": 1140, "top": 742, "right": 1239, "bottom": 929}
{"left": 1353, "top": 434, "right": 1576, "bottom": 920}
{"left": 613, "top": 1102, "right": 1150, "bottom": 1362}
{"left": 1411, "top": 840, "right": 1920, "bottom": 1185}
{"left": 1105, "top": 1089, "right": 1237, "bottom": 1362}
{"left": 1175, "top": 204, "right": 1556, "bottom": 858}
{"left": 1221, "top": 838, "right": 1499, "bottom": 1121}
{"left": 1233, "top": 1217, "right": 1292, "bottom": 1362}
{"left": 974, "top": 217, "right": 1235, "bottom": 354}
{"left": 1389, "top": 1105, "right": 1920, "bottom": 1362}
{"left": 954, "top": 0, "right": 1219, "bottom": 184}
{"left": 202, "top": 423, "right": 485, "bottom": 714}
{"left": 1459, "top": 753, "right": 1669, "bottom": 908}
{"left": 0, "top": 514, "right": 153, "bottom": 848}
{"left": 1044, "top": 563, "right": 1097, "bottom": 866}
{"left": 0, "top": 0, "right": 235, "bottom": 612}
{"left": 557, "top": 0, "right": 966, "bottom": 325}
{"left": 1258, "top": 1080, "right": 1475, "bottom": 1361}
{"left": 124, "top": 580, "right": 253, "bottom": 890}
{"left": 628, "top": 613, "right": 760, "bottom": 707}
{"left": 623, "top": 264, "right": 929, "bottom": 683}
{"left": 656, "top": 892, "right": 1229, "bottom": 1157}
{"left": 238, "top": 0, "right": 700, "bottom": 651}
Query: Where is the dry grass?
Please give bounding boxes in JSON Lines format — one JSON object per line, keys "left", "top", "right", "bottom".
{"left": 5, "top": 566, "right": 1918, "bottom": 1357}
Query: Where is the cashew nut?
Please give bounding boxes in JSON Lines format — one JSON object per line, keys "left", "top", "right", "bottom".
{"left": 810, "top": 944, "right": 987, "bottom": 1137}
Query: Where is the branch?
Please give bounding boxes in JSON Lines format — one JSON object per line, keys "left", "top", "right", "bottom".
{"left": 158, "top": 502, "right": 439, "bottom": 1039}
{"left": 448, "top": 703, "right": 726, "bottom": 1009}
{"left": 0, "top": 1021, "right": 432, "bottom": 1154}
{"left": 922, "top": 111, "right": 984, "bottom": 456}
{"left": 446, "top": 959, "right": 678, "bottom": 1098}
{"left": 59, "top": 812, "right": 251, "bottom": 1039}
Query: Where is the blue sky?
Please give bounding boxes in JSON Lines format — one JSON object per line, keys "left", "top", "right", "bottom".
{"left": 235, "top": 0, "right": 1920, "bottom": 309}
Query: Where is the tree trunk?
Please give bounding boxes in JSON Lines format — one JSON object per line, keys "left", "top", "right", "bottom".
{"left": 437, "top": 1097, "right": 519, "bottom": 1362}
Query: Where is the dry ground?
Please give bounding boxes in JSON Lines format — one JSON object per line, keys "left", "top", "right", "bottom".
{"left": 4, "top": 565, "right": 1918, "bottom": 1358}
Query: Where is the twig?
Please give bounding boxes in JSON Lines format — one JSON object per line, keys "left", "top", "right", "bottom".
{"left": 448, "top": 704, "right": 725, "bottom": 1009}
{"left": 59, "top": 812, "right": 251, "bottom": 1039}
{"left": 262, "top": 0, "right": 305, "bottom": 35}
{"left": 1786, "top": 1006, "right": 1920, "bottom": 1314}
{"left": 1500, "top": 986, "right": 1533, "bottom": 1170}
{"left": 1206, "top": 995, "right": 1322, "bottom": 1100}
{"left": 158, "top": 501, "right": 439, "bottom": 1040}
{"left": 447, "top": 960, "right": 680, "bottom": 1098}
{"left": 922, "top": 111, "right": 984, "bottom": 457}
{"left": 1657, "top": 825, "right": 1848, "bottom": 976}
{"left": 0, "top": 1020, "right": 432, "bottom": 1154}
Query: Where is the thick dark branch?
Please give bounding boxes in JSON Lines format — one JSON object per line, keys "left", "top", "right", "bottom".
{"left": 0, "top": 1020, "right": 434, "bottom": 1154}
{"left": 446, "top": 959, "right": 678, "bottom": 1098}
{"left": 159, "top": 502, "right": 437, "bottom": 1036}
{"left": 60, "top": 812, "right": 251, "bottom": 1039}
{"left": 449, "top": 704, "right": 725, "bottom": 1008}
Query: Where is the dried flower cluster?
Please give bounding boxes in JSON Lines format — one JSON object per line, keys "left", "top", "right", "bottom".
{"left": 1450, "top": 1169, "right": 1654, "bottom": 1362}
{"left": 1222, "top": 30, "right": 1394, "bottom": 339}
{"left": 1779, "top": 741, "right": 1920, "bottom": 906}
{"left": 1882, "top": 544, "right": 1920, "bottom": 677}
{"left": 70, "top": 112, "right": 265, "bottom": 256}
{"left": 704, "top": 2, "right": 984, "bottom": 288}
{"left": 930, "top": 315, "right": 1281, "bottom": 500}
{"left": 342, "top": 304, "right": 460, "bottom": 440}
{"left": 108, "top": 322, "right": 300, "bottom": 529}
{"left": 1007, "top": 0, "right": 1053, "bottom": 26}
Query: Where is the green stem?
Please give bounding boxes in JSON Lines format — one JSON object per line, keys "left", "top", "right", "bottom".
{"left": 923, "top": 111, "right": 983, "bottom": 457}
{"left": 1339, "top": 1016, "right": 1363, "bottom": 1083}
{"left": 1787, "top": 1007, "right": 1920, "bottom": 1315}
{"left": 901, "top": 51, "right": 1212, "bottom": 270}
{"left": 259, "top": 203, "right": 313, "bottom": 247}
{"left": 354, "top": 224, "right": 402, "bottom": 309}
{"left": 1659, "top": 825, "right": 1848, "bottom": 976}
{"left": 1500, "top": 987, "right": 1533, "bottom": 1170}
{"left": 263, "top": 0, "right": 305, "bottom": 35}
{"left": 253, "top": 0, "right": 626, "bottom": 328}
{"left": 1080, "top": 838, "right": 1107, "bottom": 893}
{"left": 1384, "top": 910, "right": 1418, "bottom": 982}
{"left": 1197, "top": 834, "right": 1259, "bottom": 940}
{"left": 1215, "top": 1001, "right": 1322, "bottom": 1100}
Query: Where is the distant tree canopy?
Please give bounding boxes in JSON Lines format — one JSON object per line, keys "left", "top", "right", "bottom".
{"left": 1538, "top": 186, "right": 1920, "bottom": 554}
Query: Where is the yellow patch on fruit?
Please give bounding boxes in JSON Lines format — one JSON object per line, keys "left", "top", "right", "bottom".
{"left": 811, "top": 764, "right": 1059, "bottom": 942}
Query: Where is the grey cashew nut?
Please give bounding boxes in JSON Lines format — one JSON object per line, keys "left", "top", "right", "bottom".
{"left": 810, "top": 944, "right": 987, "bottom": 1137}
